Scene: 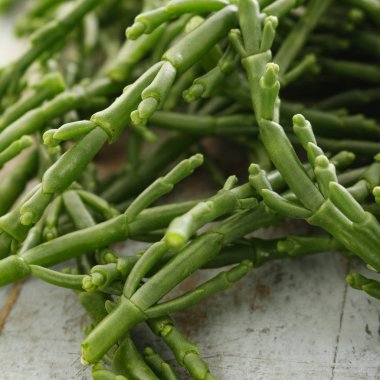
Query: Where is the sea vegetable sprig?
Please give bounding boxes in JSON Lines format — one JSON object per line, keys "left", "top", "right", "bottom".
{"left": 0, "top": 155, "right": 204, "bottom": 285}
{"left": 0, "top": 64, "right": 162, "bottom": 251}
{"left": 0, "top": 149, "right": 38, "bottom": 216}
{"left": 1, "top": 0, "right": 380, "bottom": 378}
{"left": 237, "top": 0, "right": 380, "bottom": 271}
{"left": 80, "top": 195, "right": 283, "bottom": 363}
{"left": 347, "top": 272, "right": 380, "bottom": 300}
{"left": 129, "top": 5, "right": 239, "bottom": 126}
{"left": 0, "top": 0, "right": 101, "bottom": 99}
{"left": 0, "top": 5, "right": 239, "bottom": 253}
{"left": 0, "top": 24, "right": 166, "bottom": 157}
{"left": 29, "top": 232, "right": 346, "bottom": 294}
{"left": 249, "top": 126, "right": 380, "bottom": 272}
{"left": 147, "top": 315, "right": 216, "bottom": 380}
{"left": 162, "top": 147, "right": 358, "bottom": 251}
{"left": 0, "top": 72, "right": 65, "bottom": 131}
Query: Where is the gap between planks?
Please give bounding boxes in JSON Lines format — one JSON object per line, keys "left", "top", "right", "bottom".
{"left": 0, "top": 280, "right": 25, "bottom": 334}
{"left": 329, "top": 260, "right": 351, "bottom": 380}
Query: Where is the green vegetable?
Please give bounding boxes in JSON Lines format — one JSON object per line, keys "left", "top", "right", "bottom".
{"left": 0, "top": 0, "right": 379, "bottom": 377}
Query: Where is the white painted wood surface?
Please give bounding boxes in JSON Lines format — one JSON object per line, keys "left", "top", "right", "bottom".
{"left": 1, "top": 249, "right": 379, "bottom": 379}
{"left": 0, "top": 8, "right": 379, "bottom": 380}
{"left": 0, "top": 7, "right": 26, "bottom": 66}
